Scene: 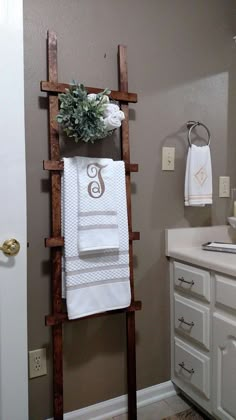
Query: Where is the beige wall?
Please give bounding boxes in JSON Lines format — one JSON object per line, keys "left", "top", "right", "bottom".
{"left": 24, "top": 1, "right": 236, "bottom": 418}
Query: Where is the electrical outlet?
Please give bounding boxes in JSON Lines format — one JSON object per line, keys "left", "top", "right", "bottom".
{"left": 162, "top": 147, "right": 175, "bottom": 171}
{"left": 219, "top": 176, "right": 230, "bottom": 198}
{"left": 29, "top": 348, "right": 47, "bottom": 379}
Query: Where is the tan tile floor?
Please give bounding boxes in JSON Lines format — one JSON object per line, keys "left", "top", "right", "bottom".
{"left": 112, "top": 394, "right": 203, "bottom": 420}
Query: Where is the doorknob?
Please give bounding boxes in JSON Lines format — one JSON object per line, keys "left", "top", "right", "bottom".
{"left": 0, "top": 239, "right": 20, "bottom": 256}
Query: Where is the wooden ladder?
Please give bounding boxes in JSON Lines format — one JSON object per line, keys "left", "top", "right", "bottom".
{"left": 41, "top": 30, "right": 141, "bottom": 420}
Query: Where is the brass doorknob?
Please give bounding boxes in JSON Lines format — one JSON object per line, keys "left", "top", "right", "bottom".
{"left": 0, "top": 239, "right": 20, "bottom": 256}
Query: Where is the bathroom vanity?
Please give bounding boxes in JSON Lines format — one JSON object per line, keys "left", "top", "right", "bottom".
{"left": 166, "top": 226, "right": 236, "bottom": 420}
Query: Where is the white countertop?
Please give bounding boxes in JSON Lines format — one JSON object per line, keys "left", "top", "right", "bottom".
{"left": 166, "top": 225, "right": 236, "bottom": 278}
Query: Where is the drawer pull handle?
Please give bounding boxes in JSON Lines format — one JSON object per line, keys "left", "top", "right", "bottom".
{"left": 178, "top": 276, "right": 194, "bottom": 286}
{"left": 178, "top": 316, "right": 195, "bottom": 327}
{"left": 179, "top": 362, "right": 195, "bottom": 374}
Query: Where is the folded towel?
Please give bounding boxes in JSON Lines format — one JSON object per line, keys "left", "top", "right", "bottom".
{"left": 116, "top": 110, "right": 125, "bottom": 121}
{"left": 104, "top": 113, "right": 123, "bottom": 131}
{"left": 184, "top": 144, "right": 212, "bottom": 206}
{"left": 62, "top": 159, "right": 131, "bottom": 319}
{"left": 76, "top": 156, "right": 119, "bottom": 254}
{"left": 87, "top": 93, "right": 109, "bottom": 104}
{"left": 103, "top": 103, "right": 120, "bottom": 117}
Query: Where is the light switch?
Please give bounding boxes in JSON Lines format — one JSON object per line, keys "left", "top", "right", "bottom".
{"left": 162, "top": 147, "right": 175, "bottom": 171}
{"left": 219, "top": 176, "right": 230, "bottom": 197}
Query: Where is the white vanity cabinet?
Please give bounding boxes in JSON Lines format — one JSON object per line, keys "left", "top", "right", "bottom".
{"left": 212, "top": 313, "right": 236, "bottom": 420}
{"left": 169, "top": 260, "right": 236, "bottom": 419}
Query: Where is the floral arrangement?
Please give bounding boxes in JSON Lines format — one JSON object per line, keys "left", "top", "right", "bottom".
{"left": 56, "top": 83, "right": 125, "bottom": 143}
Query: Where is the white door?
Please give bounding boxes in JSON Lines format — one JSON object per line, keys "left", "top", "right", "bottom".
{"left": 213, "top": 313, "right": 236, "bottom": 420}
{"left": 0, "top": 0, "right": 28, "bottom": 419}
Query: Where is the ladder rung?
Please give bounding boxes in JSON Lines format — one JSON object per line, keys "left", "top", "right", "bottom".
{"left": 43, "top": 160, "right": 139, "bottom": 173}
{"left": 45, "top": 232, "right": 140, "bottom": 247}
{"left": 46, "top": 300, "right": 142, "bottom": 326}
{"left": 41, "top": 81, "right": 138, "bottom": 103}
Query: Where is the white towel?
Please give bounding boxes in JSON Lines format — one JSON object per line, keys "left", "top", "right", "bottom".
{"left": 103, "top": 103, "right": 120, "bottom": 117}
{"left": 62, "top": 158, "right": 131, "bottom": 319}
{"left": 184, "top": 144, "right": 212, "bottom": 206}
{"left": 87, "top": 93, "right": 109, "bottom": 104}
{"left": 103, "top": 113, "right": 124, "bottom": 131}
{"left": 76, "top": 157, "right": 119, "bottom": 254}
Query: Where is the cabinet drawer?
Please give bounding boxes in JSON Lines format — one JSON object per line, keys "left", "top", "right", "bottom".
{"left": 173, "top": 261, "right": 210, "bottom": 302}
{"left": 174, "top": 294, "right": 210, "bottom": 349}
{"left": 215, "top": 274, "right": 236, "bottom": 312}
{"left": 174, "top": 337, "right": 210, "bottom": 400}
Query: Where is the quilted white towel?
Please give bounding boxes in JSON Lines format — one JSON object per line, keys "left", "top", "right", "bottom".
{"left": 184, "top": 144, "right": 212, "bottom": 206}
{"left": 76, "top": 157, "right": 119, "bottom": 255}
{"left": 62, "top": 158, "right": 131, "bottom": 319}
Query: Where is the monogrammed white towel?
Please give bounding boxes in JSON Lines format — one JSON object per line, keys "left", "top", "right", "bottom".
{"left": 62, "top": 159, "right": 131, "bottom": 319}
{"left": 75, "top": 157, "right": 119, "bottom": 254}
{"left": 184, "top": 145, "right": 212, "bottom": 206}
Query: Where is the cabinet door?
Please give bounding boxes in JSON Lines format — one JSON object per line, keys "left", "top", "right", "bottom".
{"left": 213, "top": 313, "right": 236, "bottom": 420}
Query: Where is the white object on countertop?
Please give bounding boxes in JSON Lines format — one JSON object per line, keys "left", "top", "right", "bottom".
{"left": 184, "top": 144, "right": 212, "bottom": 206}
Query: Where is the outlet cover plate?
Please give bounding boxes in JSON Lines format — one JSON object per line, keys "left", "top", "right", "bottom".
{"left": 162, "top": 147, "right": 175, "bottom": 171}
{"left": 29, "top": 348, "right": 47, "bottom": 379}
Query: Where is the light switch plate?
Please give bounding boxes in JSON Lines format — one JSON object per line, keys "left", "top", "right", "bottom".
{"left": 219, "top": 176, "right": 230, "bottom": 198}
{"left": 162, "top": 147, "right": 175, "bottom": 171}
{"left": 29, "top": 348, "right": 47, "bottom": 379}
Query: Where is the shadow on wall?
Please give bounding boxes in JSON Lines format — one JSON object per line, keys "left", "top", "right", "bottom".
{"left": 135, "top": 235, "right": 171, "bottom": 386}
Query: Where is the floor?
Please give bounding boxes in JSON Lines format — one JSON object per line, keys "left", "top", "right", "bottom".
{"left": 112, "top": 394, "right": 207, "bottom": 420}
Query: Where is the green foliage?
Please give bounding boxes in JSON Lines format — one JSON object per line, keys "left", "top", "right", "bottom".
{"left": 57, "top": 83, "right": 111, "bottom": 143}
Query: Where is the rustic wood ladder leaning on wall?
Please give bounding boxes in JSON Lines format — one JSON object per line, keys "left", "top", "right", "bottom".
{"left": 41, "top": 30, "right": 142, "bottom": 420}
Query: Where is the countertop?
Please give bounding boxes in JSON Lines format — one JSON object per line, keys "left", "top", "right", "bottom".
{"left": 165, "top": 225, "right": 236, "bottom": 277}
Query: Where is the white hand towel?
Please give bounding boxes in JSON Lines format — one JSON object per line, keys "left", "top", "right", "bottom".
{"left": 103, "top": 103, "right": 120, "bottom": 117}
{"left": 62, "top": 159, "right": 131, "bottom": 319}
{"left": 116, "top": 110, "right": 125, "bottom": 121}
{"left": 75, "top": 156, "right": 119, "bottom": 254}
{"left": 87, "top": 93, "right": 109, "bottom": 104}
{"left": 184, "top": 144, "right": 212, "bottom": 206}
{"left": 104, "top": 114, "right": 123, "bottom": 131}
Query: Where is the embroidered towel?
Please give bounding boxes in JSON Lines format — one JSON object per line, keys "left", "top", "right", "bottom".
{"left": 184, "top": 144, "right": 212, "bottom": 206}
{"left": 76, "top": 157, "right": 119, "bottom": 254}
{"left": 62, "top": 158, "right": 131, "bottom": 319}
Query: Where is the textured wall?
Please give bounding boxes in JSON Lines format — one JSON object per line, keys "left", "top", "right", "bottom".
{"left": 24, "top": 1, "right": 236, "bottom": 418}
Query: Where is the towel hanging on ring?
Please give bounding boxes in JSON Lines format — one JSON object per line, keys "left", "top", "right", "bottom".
{"left": 184, "top": 121, "right": 213, "bottom": 207}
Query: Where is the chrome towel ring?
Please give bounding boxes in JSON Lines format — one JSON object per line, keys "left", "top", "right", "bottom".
{"left": 187, "top": 121, "right": 211, "bottom": 147}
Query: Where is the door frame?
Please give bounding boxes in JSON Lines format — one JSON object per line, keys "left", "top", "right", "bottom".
{"left": 0, "top": 0, "right": 28, "bottom": 418}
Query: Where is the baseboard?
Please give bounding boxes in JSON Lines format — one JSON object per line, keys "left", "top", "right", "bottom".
{"left": 47, "top": 380, "right": 176, "bottom": 420}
